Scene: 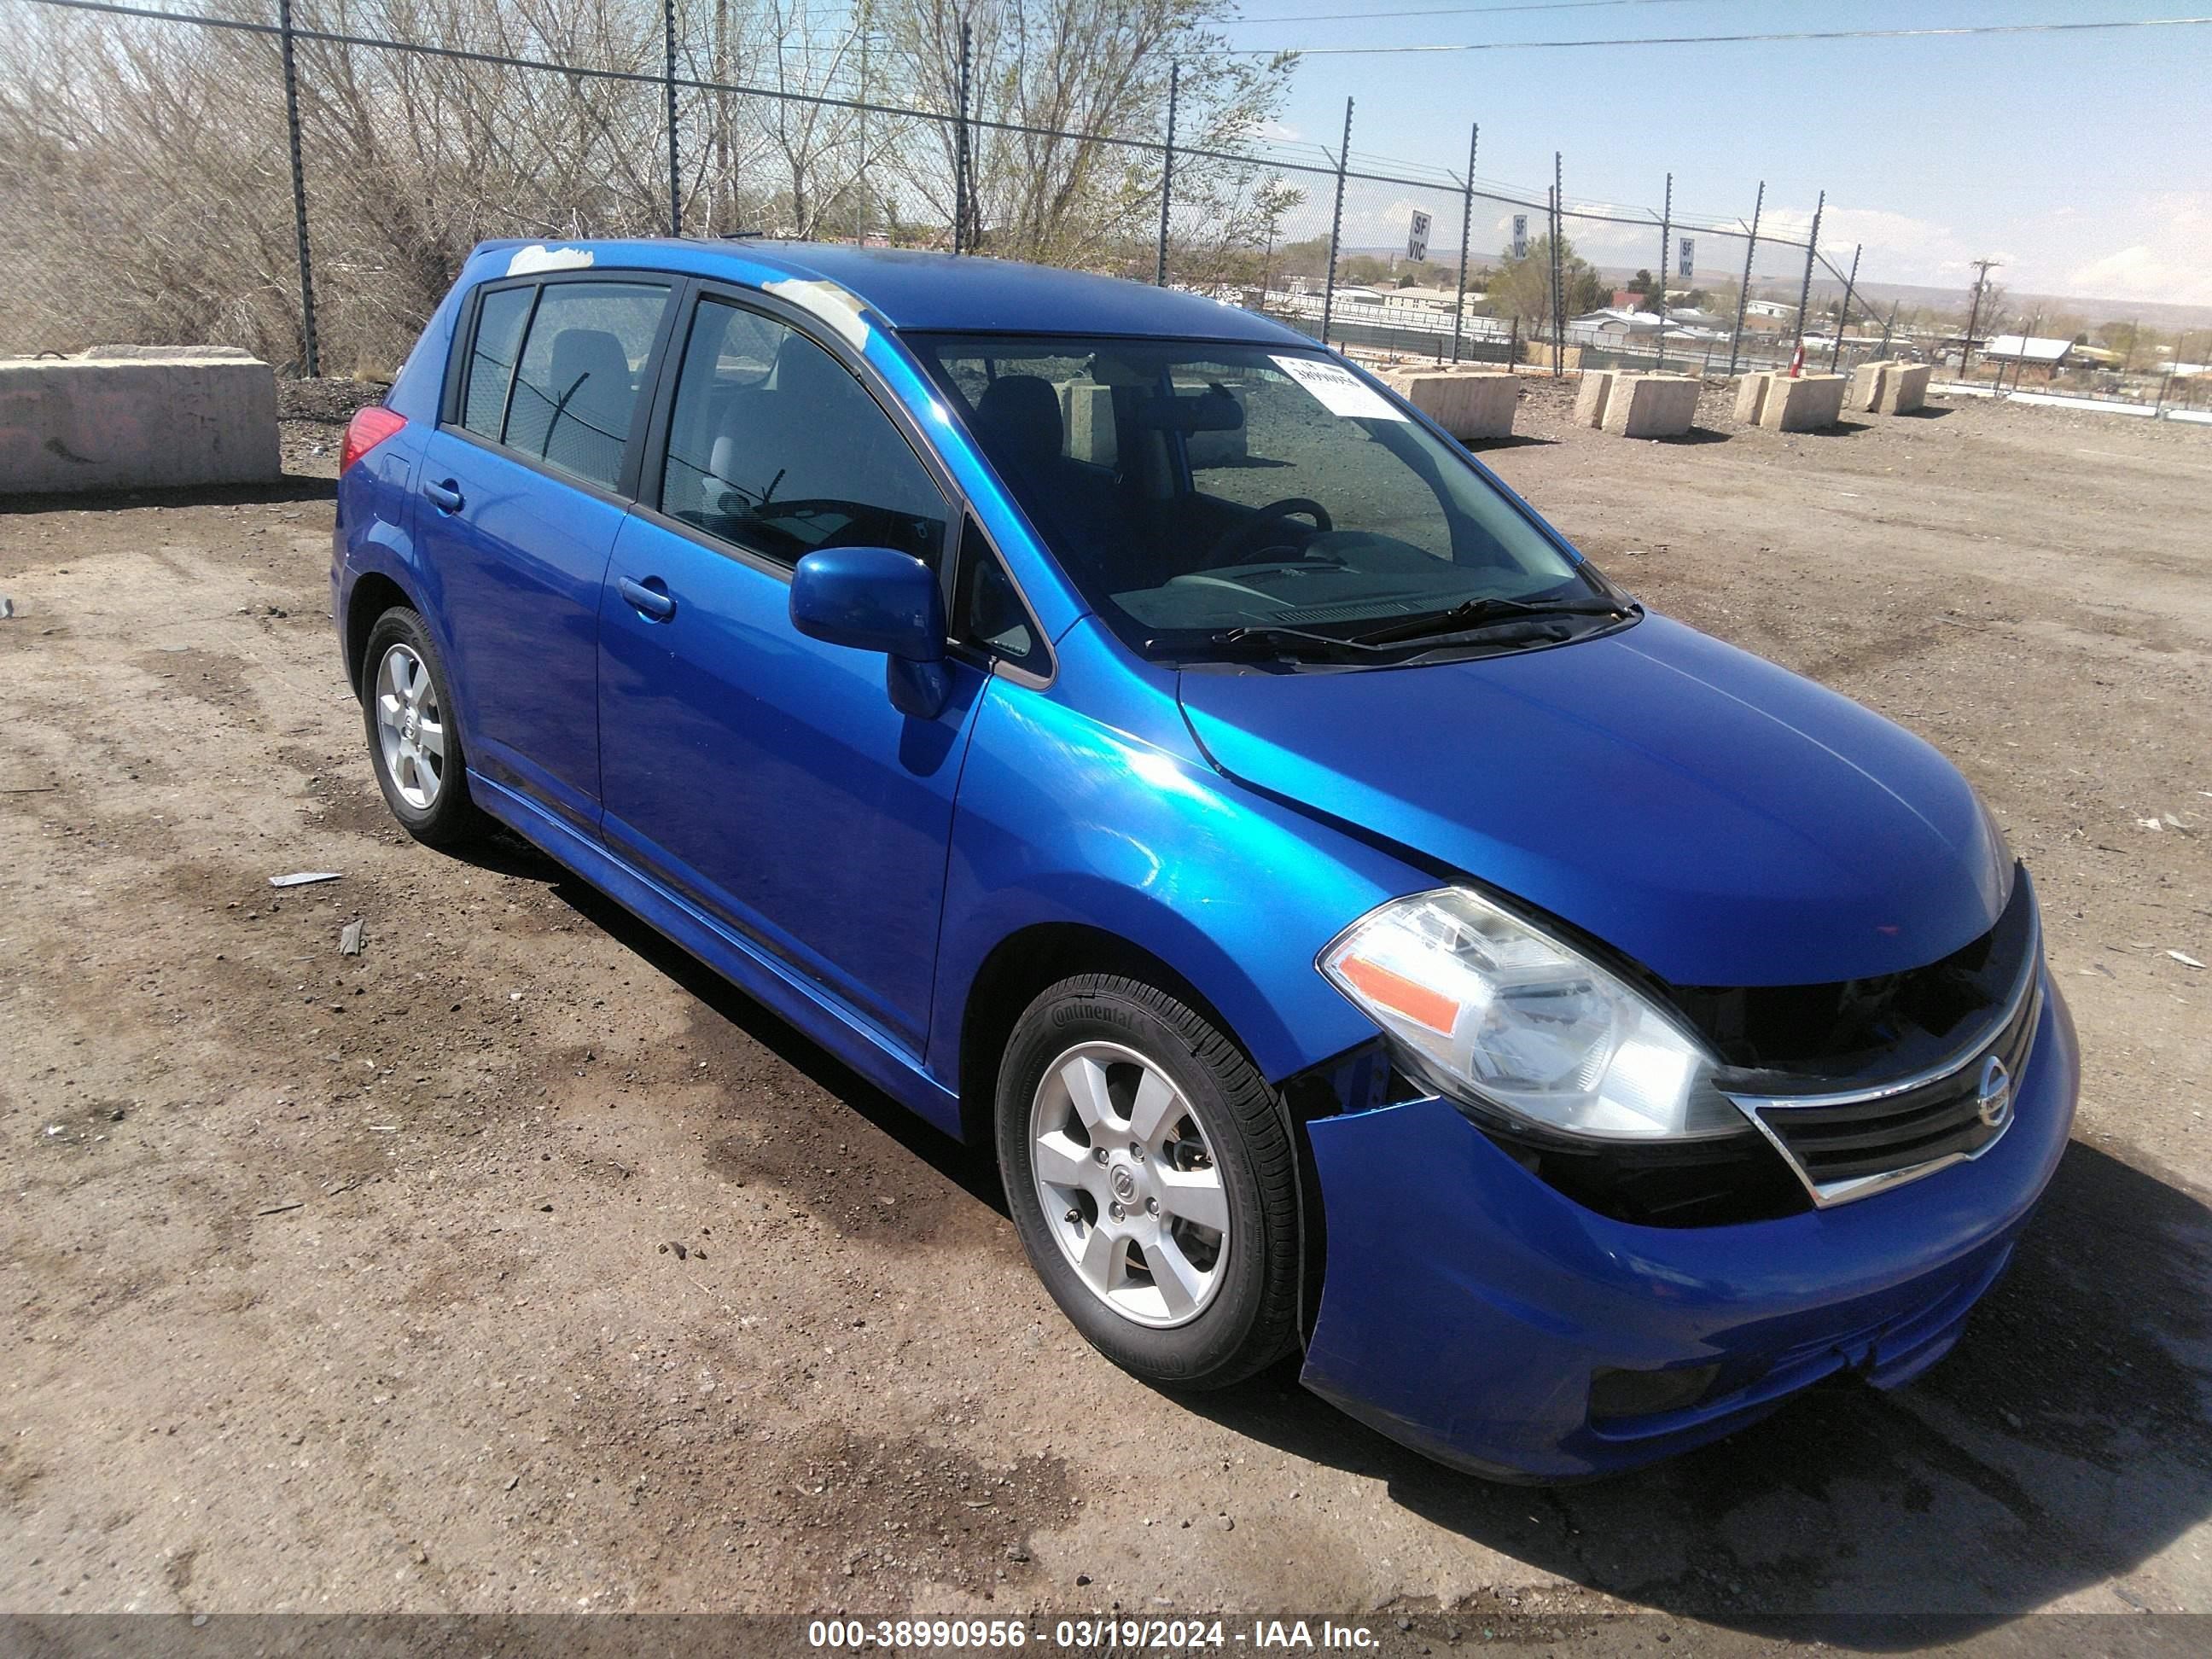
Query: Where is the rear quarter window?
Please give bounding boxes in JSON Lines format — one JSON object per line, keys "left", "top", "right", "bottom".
{"left": 460, "top": 286, "right": 533, "bottom": 439}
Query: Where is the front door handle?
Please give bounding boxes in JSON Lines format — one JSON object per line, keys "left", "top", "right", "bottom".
{"left": 422, "top": 478, "right": 464, "bottom": 513}
{"left": 616, "top": 575, "right": 677, "bottom": 621}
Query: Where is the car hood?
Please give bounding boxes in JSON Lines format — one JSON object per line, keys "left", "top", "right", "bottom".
{"left": 1176, "top": 614, "right": 2011, "bottom": 987}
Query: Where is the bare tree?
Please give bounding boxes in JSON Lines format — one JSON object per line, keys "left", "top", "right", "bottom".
{"left": 0, "top": 0, "right": 1300, "bottom": 370}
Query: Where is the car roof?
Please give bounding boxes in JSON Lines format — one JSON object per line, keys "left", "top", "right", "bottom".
{"left": 469, "top": 237, "right": 1317, "bottom": 348}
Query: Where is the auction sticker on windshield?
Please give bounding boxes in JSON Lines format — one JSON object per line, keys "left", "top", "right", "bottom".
{"left": 1270, "top": 354, "right": 1406, "bottom": 420}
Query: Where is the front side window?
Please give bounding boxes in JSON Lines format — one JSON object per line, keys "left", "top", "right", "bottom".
{"left": 501, "top": 280, "right": 670, "bottom": 488}
{"left": 660, "top": 296, "right": 947, "bottom": 570}
{"left": 910, "top": 334, "right": 1616, "bottom": 661}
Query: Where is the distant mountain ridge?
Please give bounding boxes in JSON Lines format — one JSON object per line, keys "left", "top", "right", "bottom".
{"left": 1338, "top": 245, "right": 2212, "bottom": 331}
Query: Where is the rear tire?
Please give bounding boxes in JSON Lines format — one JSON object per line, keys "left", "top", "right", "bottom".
{"left": 996, "top": 974, "right": 1301, "bottom": 1390}
{"left": 361, "top": 607, "right": 482, "bottom": 847}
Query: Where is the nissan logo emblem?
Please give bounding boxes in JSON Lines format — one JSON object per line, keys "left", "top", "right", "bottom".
{"left": 1976, "top": 1055, "right": 2014, "bottom": 1130}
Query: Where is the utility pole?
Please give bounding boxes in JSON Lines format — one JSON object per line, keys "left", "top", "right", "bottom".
{"left": 1961, "top": 258, "right": 2000, "bottom": 379}
{"left": 1654, "top": 172, "right": 1671, "bottom": 374}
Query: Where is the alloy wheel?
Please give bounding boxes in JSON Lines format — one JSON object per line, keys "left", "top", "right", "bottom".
{"left": 1027, "top": 1040, "right": 1231, "bottom": 1329}
{"left": 374, "top": 642, "right": 445, "bottom": 811}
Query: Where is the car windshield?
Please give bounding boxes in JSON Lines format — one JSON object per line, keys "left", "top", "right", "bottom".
{"left": 908, "top": 334, "right": 1615, "bottom": 661}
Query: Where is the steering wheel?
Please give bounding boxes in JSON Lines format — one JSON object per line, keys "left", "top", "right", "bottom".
{"left": 1201, "top": 498, "right": 1335, "bottom": 568}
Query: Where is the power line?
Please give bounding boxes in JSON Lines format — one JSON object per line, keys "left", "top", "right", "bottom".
{"left": 1239, "top": 0, "right": 1713, "bottom": 22}
{"left": 1247, "top": 0, "right": 1708, "bottom": 22}
{"left": 1225, "top": 15, "right": 2212, "bottom": 55}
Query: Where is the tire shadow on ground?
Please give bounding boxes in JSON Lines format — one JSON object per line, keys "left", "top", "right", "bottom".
{"left": 1181, "top": 1139, "right": 2212, "bottom": 1643}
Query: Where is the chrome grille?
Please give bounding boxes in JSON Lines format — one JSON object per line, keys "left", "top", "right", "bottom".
{"left": 1728, "top": 942, "right": 2042, "bottom": 1208}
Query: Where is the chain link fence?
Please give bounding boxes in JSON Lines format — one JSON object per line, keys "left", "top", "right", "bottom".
{"left": 2, "top": 0, "right": 1894, "bottom": 387}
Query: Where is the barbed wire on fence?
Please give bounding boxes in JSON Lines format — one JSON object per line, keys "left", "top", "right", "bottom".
{"left": 2, "top": 0, "right": 2056, "bottom": 401}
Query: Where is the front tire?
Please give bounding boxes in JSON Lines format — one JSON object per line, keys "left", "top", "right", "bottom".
{"left": 997, "top": 975, "right": 1301, "bottom": 1390}
{"left": 361, "top": 607, "right": 482, "bottom": 847}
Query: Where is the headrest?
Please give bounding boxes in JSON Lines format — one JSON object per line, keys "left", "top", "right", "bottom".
{"left": 974, "top": 375, "right": 1064, "bottom": 472}
{"left": 771, "top": 330, "right": 859, "bottom": 411}
{"left": 547, "top": 328, "right": 632, "bottom": 417}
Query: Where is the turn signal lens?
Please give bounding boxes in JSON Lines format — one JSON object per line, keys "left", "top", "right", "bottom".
{"left": 341, "top": 405, "right": 408, "bottom": 474}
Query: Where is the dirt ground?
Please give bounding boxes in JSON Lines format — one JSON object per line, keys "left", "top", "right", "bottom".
{"left": 3, "top": 377, "right": 2209, "bottom": 1652}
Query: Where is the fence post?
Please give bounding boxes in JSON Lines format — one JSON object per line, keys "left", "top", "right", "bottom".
{"left": 1654, "top": 172, "right": 1670, "bottom": 374}
{"left": 1830, "top": 242, "right": 1861, "bottom": 370}
{"left": 1726, "top": 180, "right": 1761, "bottom": 381}
{"left": 2154, "top": 331, "right": 2178, "bottom": 414}
{"left": 276, "top": 0, "right": 318, "bottom": 376}
{"left": 1451, "top": 123, "right": 1476, "bottom": 364}
{"left": 1550, "top": 154, "right": 1564, "bottom": 377}
{"left": 1320, "top": 97, "right": 1353, "bottom": 349}
{"left": 1880, "top": 300, "right": 1898, "bottom": 358}
{"left": 952, "top": 20, "right": 972, "bottom": 253}
{"left": 1155, "top": 61, "right": 1179, "bottom": 286}
{"left": 1791, "top": 189, "right": 1824, "bottom": 360}
{"left": 663, "top": 0, "right": 680, "bottom": 236}
{"left": 855, "top": 12, "right": 870, "bottom": 240}
{"left": 2011, "top": 310, "right": 2041, "bottom": 393}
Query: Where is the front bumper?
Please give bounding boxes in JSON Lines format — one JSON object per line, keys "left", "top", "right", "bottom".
{"left": 1298, "top": 972, "right": 2078, "bottom": 1481}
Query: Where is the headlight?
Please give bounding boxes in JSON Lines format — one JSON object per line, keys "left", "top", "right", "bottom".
{"left": 1318, "top": 888, "right": 1739, "bottom": 1140}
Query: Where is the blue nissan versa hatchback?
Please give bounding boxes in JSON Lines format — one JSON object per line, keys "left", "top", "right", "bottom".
{"left": 334, "top": 238, "right": 2079, "bottom": 1481}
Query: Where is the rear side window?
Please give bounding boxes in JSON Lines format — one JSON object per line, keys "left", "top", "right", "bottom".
{"left": 460, "top": 285, "right": 532, "bottom": 439}
{"left": 500, "top": 281, "right": 670, "bottom": 488}
{"left": 659, "top": 295, "right": 946, "bottom": 570}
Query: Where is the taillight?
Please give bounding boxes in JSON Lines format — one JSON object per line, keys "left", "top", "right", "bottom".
{"left": 341, "top": 405, "right": 408, "bottom": 474}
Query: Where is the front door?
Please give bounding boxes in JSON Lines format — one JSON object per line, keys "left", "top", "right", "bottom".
{"left": 596, "top": 293, "right": 984, "bottom": 1052}
{"left": 414, "top": 273, "right": 673, "bottom": 832}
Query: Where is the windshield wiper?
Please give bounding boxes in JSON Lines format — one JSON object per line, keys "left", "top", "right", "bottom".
{"left": 1349, "top": 595, "right": 1633, "bottom": 647}
{"left": 1199, "top": 624, "right": 1391, "bottom": 661}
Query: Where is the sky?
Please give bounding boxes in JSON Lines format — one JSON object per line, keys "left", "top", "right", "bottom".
{"left": 1215, "top": 0, "right": 2212, "bottom": 311}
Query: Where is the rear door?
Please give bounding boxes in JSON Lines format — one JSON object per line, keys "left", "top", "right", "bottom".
{"left": 595, "top": 288, "right": 987, "bottom": 1051}
{"left": 415, "top": 272, "right": 677, "bottom": 834}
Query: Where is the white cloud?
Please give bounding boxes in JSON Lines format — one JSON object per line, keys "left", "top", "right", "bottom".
{"left": 2064, "top": 192, "right": 2212, "bottom": 306}
{"left": 2064, "top": 245, "right": 2212, "bottom": 307}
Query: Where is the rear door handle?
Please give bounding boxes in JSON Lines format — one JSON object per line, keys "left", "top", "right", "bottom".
{"left": 616, "top": 575, "right": 677, "bottom": 621}
{"left": 422, "top": 478, "right": 464, "bottom": 513}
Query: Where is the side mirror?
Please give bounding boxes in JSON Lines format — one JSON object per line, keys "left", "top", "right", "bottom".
{"left": 789, "top": 545, "right": 950, "bottom": 719}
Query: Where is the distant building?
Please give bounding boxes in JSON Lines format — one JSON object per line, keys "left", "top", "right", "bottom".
{"left": 1571, "top": 307, "right": 1666, "bottom": 335}
{"left": 1981, "top": 335, "right": 2075, "bottom": 381}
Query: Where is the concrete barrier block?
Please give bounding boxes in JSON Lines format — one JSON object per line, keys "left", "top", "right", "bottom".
{"left": 1574, "top": 370, "right": 1616, "bottom": 428}
{"left": 1734, "top": 371, "right": 1773, "bottom": 425}
{"left": 0, "top": 349, "right": 280, "bottom": 494}
{"left": 1601, "top": 374, "right": 1699, "bottom": 439}
{"left": 1382, "top": 369, "right": 1519, "bottom": 440}
{"left": 1059, "top": 381, "right": 1119, "bottom": 467}
{"left": 1849, "top": 360, "right": 1890, "bottom": 411}
{"left": 1759, "top": 372, "right": 1848, "bottom": 433}
{"left": 1877, "top": 363, "right": 1931, "bottom": 415}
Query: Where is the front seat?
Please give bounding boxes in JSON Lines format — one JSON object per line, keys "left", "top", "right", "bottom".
{"left": 974, "top": 375, "right": 1132, "bottom": 585}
